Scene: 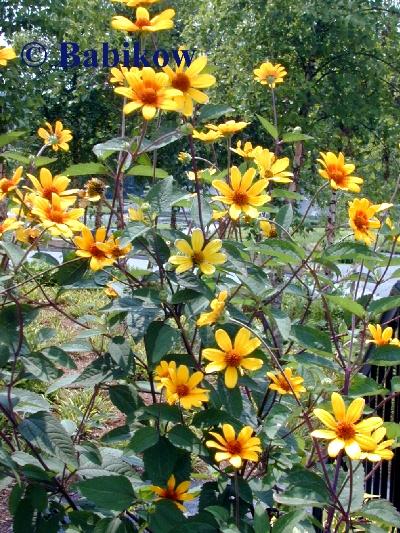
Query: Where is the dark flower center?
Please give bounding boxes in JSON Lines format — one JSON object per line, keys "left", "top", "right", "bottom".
{"left": 135, "top": 18, "right": 151, "bottom": 29}
{"left": 172, "top": 73, "right": 191, "bottom": 93}
{"left": 47, "top": 209, "right": 65, "bottom": 224}
{"left": 232, "top": 191, "right": 249, "bottom": 206}
{"left": 141, "top": 87, "right": 158, "bottom": 105}
{"left": 176, "top": 384, "right": 189, "bottom": 397}
{"left": 224, "top": 351, "right": 242, "bottom": 367}
{"left": 336, "top": 422, "right": 356, "bottom": 440}
{"left": 89, "top": 244, "right": 107, "bottom": 258}
{"left": 353, "top": 211, "right": 369, "bottom": 231}
{"left": 226, "top": 439, "right": 242, "bottom": 455}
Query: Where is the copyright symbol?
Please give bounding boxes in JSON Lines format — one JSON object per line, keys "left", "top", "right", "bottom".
{"left": 21, "top": 42, "right": 47, "bottom": 67}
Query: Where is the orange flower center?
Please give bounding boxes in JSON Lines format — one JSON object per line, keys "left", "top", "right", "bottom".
{"left": 1, "top": 181, "right": 13, "bottom": 193}
{"left": 353, "top": 210, "right": 369, "bottom": 231}
{"left": 135, "top": 18, "right": 152, "bottom": 29}
{"left": 277, "top": 376, "right": 291, "bottom": 391}
{"left": 42, "top": 186, "right": 59, "bottom": 200}
{"left": 335, "top": 421, "right": 356, "bottom": 440}
{"left": 0, "top": 224, "right": 4, "bottom": 233}
{"left": 226, "top": 439, "right": 242, "bottom": 455}
{"left": 224, "top": 351, "right": 242, "bottom": 367}
{"left": 327, "top": 165, "right": 346, "bottom": 185}
{"left": 192, "top": 251, "right": 204, "bottom": 264}
{"left": 232, "top": 191, "right": 249, "bottom": 206}
{"left": 163, "top": 489, "right": 179, "bottom": 501}
{"left": 46, "top": 209, "right": 66, "bottom": 224}
{"left": 89, "top": 244, "right": 107, "bottom": 258}
{"left": 176, "top": 384, "right": 190, "bottom": 397}
{"left": 140, "top": 87, "right": 159, "bottom": 105}
{"left": 172, "top": 73, "right": 191, "bottom": 93}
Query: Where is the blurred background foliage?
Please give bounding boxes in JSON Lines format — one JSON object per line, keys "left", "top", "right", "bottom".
{"left": 1, "top": 0, "right": 400, "bottom": 199}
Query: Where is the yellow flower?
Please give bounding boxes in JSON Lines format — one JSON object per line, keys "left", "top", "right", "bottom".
{"left": 105, "top": 236, "right": 132, "bottom": 259}
{"left": 0, "top": 166, "right": 23, "bottom": 200}
{"left": 149, "top": 475, "right": 195, "bottom": 512}
{"left": 31, "top": 194, "right": 84, "bottom": 238}
{"left": 112, "top": 0, "right": 161, "bottom": 8}
{"left": 192, "top": 129, "right": 223, "bottom": 143}
{"left": 154, "top": 360, "right": 176, "bottom": 385}
{"left": 317, "top": 152, "right": 363, "bottom": 192}
{"left": 160, "top": 364, "right": 209, "bottom": 409}
{"left": 0, "top": 217, "right": 23, "bottom": 238}
{"left": 104, "top": 284, "right": 118, "bottom": 298}
{"left": 266, "top": 367, "right": 306, "bottom": 398}
{"left": 128, "top": 206, "right": 145, "bottom": 222}
{"left": 114, "top": 67, "right": 182, "bottom": 120}
{"left": 212, "top": 166, "right": 270, "bottom": 220}
{"left": 169, "top": 228, "right": 226, "bottom": 275}
{"left": 212, "top": 209, "right": 228, "bottom": 220}
{"left": 359, "top": 427, "right": 394, "bottom": 462}
{"left": 163, "top": 54, "right": 216, "bottom": 117}
{"left": 385, "top": 217, "right": 400, "bottom": 244}
{"left": 203, "top": 327, "right": 263, "bottom": 388}
{"left": 206, "top": 424, "right": 261, "bottom": 468}
{"left": 230, "top": 141, "right": 260, "bottom": 159}
{"left": 37, "top": 121, "right": 73, "bottom": 152}
{"left": 197, "top": 291, "right": 228, "bottom": 327}
{"left": 187, "top": 168, "right": 216, "bottom": 181}
{"left": 15, "top": 226, "right": 41, "bottom": 245}
{"left": 178, "top": 151, "right": 191, "bottom": 163}
{"left": 81, "top": 178, "right": 108, "bottom": 203}
{"left": 311, "top": 392, "right": 383, "bottom": 459}
{"left": 260, "top": 220, "right": 277, "bottom": 238}
{"left": 27, "top": 168, "right": 77, "bottom": 200}
{"left": 0, "top": 47, "right": 17, "bottom": 67}
{"left": 253, "top": 147, "right": 293, "bottom": 183}
{"left": 74, "top": 227, "right": 115, "bottom": 271}
{"left": 367, "top": 324, "right": 394, "bottom": 346}
{"left": 206, "top": 120, "right": 248, "bottom": 137}
{"left": 254, "top": 62, "right": 287, "bottom": 88}
{"left": 112, "top": 7, "right": 175, "bottom": 33}
{"left": 348, "top": 198, "right": 382, "bottom": 246}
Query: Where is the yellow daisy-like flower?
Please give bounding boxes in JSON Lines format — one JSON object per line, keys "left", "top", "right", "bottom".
{"left": 169, "top": 228, "right": 226, "bottom": 275}
{"left": 160, "top": 364, "right": 209, "bottom": 409}
{"left": 104, "top": 285, "right": 118, "bottom": 298}
{"left": 359, "top": 427, "right": 394, "bottom": 462}
{"left": 0, "top": 217, "right": 23, "bottom": 238}
{"left": 149, "top": 475, "right": 195, "bottom": 512}
{"left": 385, "top": 217, "right": 400, "bottom": 244}
{"left": 27, "top": 168, "right": 77, "bottom": 200}
{"left": 206, "top": 120, "right": 249, "bottom": 137}
{"left": 348, "top": 198, "right": 382, "bottom": 246}
{"left": 128, "top": 206, "right": 145, "bottom": 222}
{"left": 317, "top": 152, "right": 363, "bottom": 192}
{"left": 197, "top": 291, "right": 228, "bottom": 327}
{"left": 73, "top": 226, "right": 115, "bottom": 271}
{"left": 266, "top": 367, "right": 306, "bottom": 398}
{"left": 367, "top": 324, "right": 396, "bottom": 346}
{"left": 253, "top": 147, "right": 293, "bottom": 183}
{"left": 112, "top": 0, "right": 160, "bottom": 7}
{"left": 15, "top": 226, "right": 41, "bottom": 245}
{"left": 154, "top": 360, "right": 176, "bottom": 385}
{"left": 81, "top": 178, "right": 108, "bottom": 203}
{"left": 112, "top": 7, "right": 175, "bottom": 33}
{"left": 187, "top": 168, "right": 216, "bottom": 181}
{"left": 105, "top": 236, "right": 132, "bottom": 259}
{"left": 260, "top": 220, "right": 277, "bottom": 238}
{"left": 230, "top": 141, "right": 260, "bottom": 159}
{"left": 0, "top": 166, "right": 23, "bottom": 200}
{"left": 0, "top": 47, "right": 17, "bottom": 67}
{"left": 114, "top": 67, "right": 182, "bottom": 120}
{"left": 203, "top": 327, "right": 263, "bottom": 388}
{"left": 163, "top": 54, "right": 216, "bottom": 117}
{"left": 37, "top": 121, "right": 73, "bottom": 152}
{"left": 178, "top": 151, "right": 191, "bottom": 163}
{"left": 254, "top": 62, "right": 287, "bottom": 88}
{"left": 212, "top": 166, "right": 270, "bottom": 220}
{"left": 192, "top": 129, "right": 223, "bottom": 143}
{"left": 206, "top": 424, "right": 261, "bottom": 468}
{"left": 31, "top": 194, "right": 84, "bottom": 238}
{"left": 311, "top": 392, "right": 383, "bottom": 460}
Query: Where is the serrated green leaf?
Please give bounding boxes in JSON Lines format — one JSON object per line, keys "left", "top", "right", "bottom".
{"left": 326, "top": 295, "right": 365, "bottom": 318}
{"left": 257, "top": 115, "right": 278, "bottom": 140}
{"left": 64, "top": 162, "right": 108, "bottom": 176}
{"left": 76, "top": 475, "right": 134, "bottom": 512}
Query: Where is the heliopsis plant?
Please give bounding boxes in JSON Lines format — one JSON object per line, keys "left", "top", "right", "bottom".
{"left": 1, "top": 6, "right": 399, "bottom": 532}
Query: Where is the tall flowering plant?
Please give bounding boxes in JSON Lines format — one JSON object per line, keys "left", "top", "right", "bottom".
{"left": 0, "top": 2, "right": 400, "bottom": 532}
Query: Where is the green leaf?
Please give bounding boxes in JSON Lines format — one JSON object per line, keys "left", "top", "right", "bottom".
{"left": 145, "top": 176, "right": 189, "bottom": 212}
{"left": 109, "top": 384, "right": 140, "bottom": 416}
{"left": 257, "top": 115, "right": 278, "bottom": 140}
{"left": 198, "top": 104, "right": 234, "bottom": 122}
{"left": 126, "top": 164, "right": 169, "bottom": 178}
{"left": 326, "top": 295, "right": 365, "bottom": 318}
{"left": 281, "top": 132, "right": 313, "bottom": 143}
{"left": 275, "top": 204, "right": 293, "bottom": 230}
{"left": 149, "top": 500, "right": 185, "bottom": 533}
{"left": 290, "top": 325, "right": 332, "bottom": 355}
{"left": 64, "top": 162, "right": 108, "bottom": 176}
{"left": 272, "top": 510, "right": 306, "bottom": 532}
{"left": 139, "top": 129, "right": 185, "bottom": 153}
{"left": 360, "top": 499, "right": 400, "bottom": 528}
{"left": 93, "top": 137, "right": 130, "bottom": 160}
{"left": 108, "top": 336, "right": 133, "bottom": 373}
{"left": 269, "top": 308, "right": 291, "bottom": 341}
{"left": 348, "top": 374, "right": 388, "bottom": 397}
{"left": 367, "top": 345, "right": 400, "bottom": 366}
{"left": 128, "top": 427, "right": 159, "bottom": 453}
{"left": 254, "top": 503, "right": 270, "bottom": 533}
{"left": 144, "top": 321, "right": 179, "bottom": 367}
{"left": 192, "top": 408, "right": 238, "bottom": 428}
{"left": 19, "top": 412, "right": 77, "bottom": 467}
{"left": 171, "top": 289, "right": 202, "bottom": 304}
{"left": 0, "top": 151, "right": 30, "bottom": 164}
{"left": 76, "top": 475, "right": 135, "bottom": 512}
{"left": 0, "top": 241, "right": 25, "bottom": 267}
{"left": 33, "top": 156, "right": 58, "bottom": 167}
{"left": 94, "top": 517, "right": 134, "bottom": 533}
{"left": 0, "top": 130, "right": 26, "bottom": 149}
{"left": 292, "top": 352, "right": 340, "bottom": 371}
{"left": 369, "top": 295, "right": 400, "bottom": 315}
{"left": 274, "top": 466, "right": 329, "bottom": 507}
{"left": 168, "top": 424, "right": 202, "bottom": 453}
{"left": 143, "top": 437, "right": 191, "bottom": 485}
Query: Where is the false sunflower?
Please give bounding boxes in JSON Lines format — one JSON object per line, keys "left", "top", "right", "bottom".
{"left": 348, "top": 198, "right": 384, "bottom": 246}
{"left": 192, "top": 129, "right": 223, "bottom": 143}
{"left": 0, "top": 47, "right": 17, "bottom": 67}
{"left": 114, "top": 67, "right": 182, "bottom": 120}
{"left": 260, "top": 220, "right": 277, "bottom": 238}
{"left": 163, "top": 54, "right": 216, "bottom": 117}
{"left": 230, "top": 141, "right": 260, "bottom": 159}
{"left": 31, "top": 194, "right": 84, "bottom": 238}
{"left": 0, "top": 166, "right": 23, "bottom": 200}
{"left": 359, "top": 427, "right": 394, "bottom": 462}
{"left": 212, "top": 166, "right": 270, "bottom": 220}
{"left": 169, "top": 228, "right": 226, "bottom": 275}
{"left": 160, "top": 364, "right": 209, "bottom": 409}
{"left": 38, "top": 121, "right": 73, "bottom": 152}
{"left": 149, "top": 475, "right": 196, "bottom": 511}
{"left": 0, "top": 217, "right": 23, "bottom": 238}
{"left": 311, "top": 392, "right": 383, "bottom": 459}
{"left": 112, "top": 7, "right": 175, "bottom": 33}
{"left": 253, "top": 148, "right": 293, "bottom": 183}
{"left": 112, "top": 0, "right": 161, "bottom": 7}
{"left": 197, "top": 291, "right": 228, "bottom": 327}
{"left": 267, "top": 367, "right": 306, "bottom": 398}
{"left": 154, "top": 360, "right": 176, "bottom": 385}
{"left": 206, "top": 424, "right": 261, "bottom": 468}
{"left": 317, "top": 152, "right": 363, "bottom": 192}
{"left": 367, "top": 324, "right": 400, "bottom": 348}
{"left": 254, "top": 62, "right": 287, "bottom": 88}
{"left": 206, "top": 120, "right": 248, "bottom": 137}
{"left": 74, "top": 226, "right": 115, "bottom": 271}
{"left": 203, "top": 327, "right": 263, "bottom": 388}
{"left": 27, "top": 168, "right": 77, "bottom": 200}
